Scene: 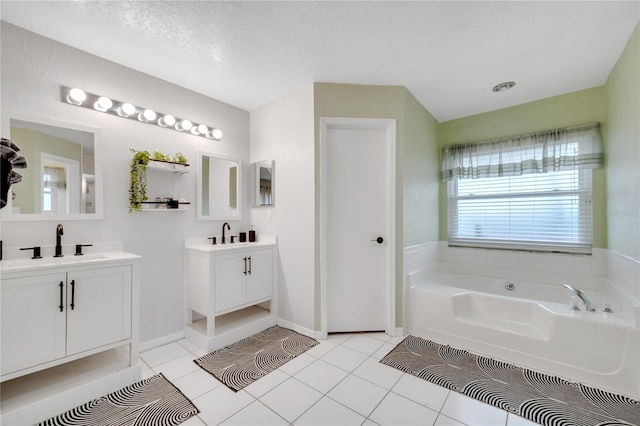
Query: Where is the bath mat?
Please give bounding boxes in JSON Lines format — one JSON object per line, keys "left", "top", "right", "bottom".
{"left": 381, "top": 336, "right": 640, "bottom": 426}
{"left": 194, "top": 325, "right": 319, "bottom": 392}
{"left": 38, "top": 373, "right": 199, "bottom": 426}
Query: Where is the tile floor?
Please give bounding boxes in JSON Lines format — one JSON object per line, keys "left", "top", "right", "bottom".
{"left": 140, "top": 332, "right": 539, "bottom": 426}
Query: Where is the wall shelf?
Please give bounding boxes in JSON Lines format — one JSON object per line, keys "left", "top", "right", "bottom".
{"left": 147, "top": 159, "right": 190, "bottom": 174}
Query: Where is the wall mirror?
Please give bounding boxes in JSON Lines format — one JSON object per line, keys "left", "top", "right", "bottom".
{"left": 2, "top": 116, "right": 103, "bottom": 221}
{"left": 197, "top": 152, "right": 242, "bottom": 220}
{"left": 253, "top": 160, "right": 274, "bottom": 207}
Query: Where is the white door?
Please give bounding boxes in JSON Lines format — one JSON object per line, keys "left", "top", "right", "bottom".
{"left": 245, "top": 249, "right": 273, "bottom": 304}
{"left": 214, "top": 252, "right": 246, "bottom": 313}
{"left": 325, "top": 123, "right": 393, "bottom": 333}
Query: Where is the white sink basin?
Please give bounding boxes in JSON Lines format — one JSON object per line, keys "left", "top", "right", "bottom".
{"left": 1, "top": 252, "right": 139, "bottom": 273}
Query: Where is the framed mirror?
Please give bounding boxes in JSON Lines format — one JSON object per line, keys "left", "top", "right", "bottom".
{"left": 2, "top": 115, "right": 103, "bottom": 221}
{"left": 253, "top": 160, "right": 274, "bottom": 207}
{"left": 197, "top": 152, "right": 242, "bottom": 220}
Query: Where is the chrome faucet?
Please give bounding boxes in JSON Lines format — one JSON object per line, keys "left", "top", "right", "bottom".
{"left": 221, "top": 222, "right": 230, "bottom": 244}
{"left": 54, "top": 224, "right": 64, "bottom": 257}
{"left": 563, "top": 284, "right": 595, "bottom": 311}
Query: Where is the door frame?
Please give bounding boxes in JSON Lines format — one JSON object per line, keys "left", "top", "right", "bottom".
{"left": 319, "top": 117, "right": 397, "bottom": 339}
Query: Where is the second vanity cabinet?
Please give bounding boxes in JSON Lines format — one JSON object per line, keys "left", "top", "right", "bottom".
{"left": 1, "top": 265, "right": 132, "bottom": 376}
{"left": 184, "top": 238, "right": 277, "bottom": 352}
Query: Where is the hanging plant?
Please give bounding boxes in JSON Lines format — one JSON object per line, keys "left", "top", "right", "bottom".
{"left": 129, "top": 149, "right": 150, "bottom": 212}
{"left": 173, "top": 152, "right": 188, "bottom": 164}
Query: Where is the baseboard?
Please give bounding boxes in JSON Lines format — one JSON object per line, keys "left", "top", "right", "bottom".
{"left": 139, "top": 331, "right": 184, "bottom": 353}
{"left": 276, "top": 318, "right": 324, "bottom": 340}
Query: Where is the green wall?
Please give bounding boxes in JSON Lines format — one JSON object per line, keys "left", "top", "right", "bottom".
{"left": 438, "top": 87, "right": 608, "bottom": 248}
{"left": 605, "top": 22, "right": 640, "bottom": 261}
{"left": 313, "top": 83, "right": 439, "bottom": 329}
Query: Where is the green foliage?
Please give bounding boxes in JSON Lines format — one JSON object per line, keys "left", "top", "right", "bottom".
{"left": 129, "top": 149, "right": 150, "bottom": 212}
{"left": 173, "top": 152, "right": 188, "bottom": 164}
{"left": 152, "top": 150, "right": 171, "bottom": 162}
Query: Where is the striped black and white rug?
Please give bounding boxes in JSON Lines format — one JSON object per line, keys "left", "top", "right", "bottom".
{"left": 194, "top": 325, "right": 319, "bottom": 392}
{"left": 381, "top": 335, "right": 640, "bottom": 426}
{"left": 39, "top": 373, "right": 199, "bottom": 426}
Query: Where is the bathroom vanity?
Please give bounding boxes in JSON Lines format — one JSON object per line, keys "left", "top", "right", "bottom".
{"left": 0, "top": 248, "right": 141, "bottom": 425}
{"left": 184, "top": 236, "right": 277, "bottom": 352}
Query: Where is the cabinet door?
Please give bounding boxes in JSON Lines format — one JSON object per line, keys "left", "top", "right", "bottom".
{"left": 1, "top": 273, "right": 67, "bottom": 376}
{"left": 66, "top": 266, "right": 132, "bottom": 356}
{"left": 214, "top": 253, "right": 245, "bottom": 313}
{"left": 246, "top": 249, "right": 273, "bottom": 304}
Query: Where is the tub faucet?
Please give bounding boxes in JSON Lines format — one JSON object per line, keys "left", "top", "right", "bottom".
{"left": 563, "top": 284, "right": 595, "bottom": 312}
{"left": 221, "top": 222, "right": 230, "bottom": 244}
{"left": 54, "top": 224, "right": 64, "bottom": 257}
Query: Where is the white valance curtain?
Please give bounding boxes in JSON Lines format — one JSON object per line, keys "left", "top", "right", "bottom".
{"left": 441, "top": 123, "right": 603, "bottom": 182}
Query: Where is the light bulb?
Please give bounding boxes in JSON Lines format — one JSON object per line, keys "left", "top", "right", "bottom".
{"left": 175, "top": 119, "right": 192, "bottom": 132}
{"left": 66, "top": 88, "right": 86, "bottom": 105}
{"left": 138, "top": 109, "right": 157, "bottom": 122}
{"left": 211, "top": 129, "right": 223, "bottom": 140}
{"left": 197, "top": 124, "right": 208, "bottom": 134}
{"left": 191, "top": 126, "right": 201, "bottom": 135}
{"left": 118, "top": 102, "right": 136, "bottom": 117}
{"left": 158, "top": 114, "right": 176, "bottom": 127}
{"left": 94, "top": 96, "right": 113, "bottom": 112}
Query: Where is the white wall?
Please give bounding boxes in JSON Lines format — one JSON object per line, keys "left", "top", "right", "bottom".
{"left": 0, "top": 23, "right": 251, "bottom": 344}
{"left": 249, "top": 85, "right": 316, "bottom": 332}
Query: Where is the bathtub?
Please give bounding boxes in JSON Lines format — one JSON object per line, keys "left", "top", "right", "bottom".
{"left": 406, "top": 262, "right": 640, "bottom": 399}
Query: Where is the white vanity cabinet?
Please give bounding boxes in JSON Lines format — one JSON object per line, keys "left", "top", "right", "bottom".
{"left": 1, "top": 266, "right": 132, "bottom": 377}
{"left": 0, "top": 251, "right": 140, "bottom": 426}
{"left": 184, "top": 238, "right": 277, "bottom": 352}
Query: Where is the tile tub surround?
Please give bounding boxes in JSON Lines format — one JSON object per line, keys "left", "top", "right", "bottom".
{"left": 404, "top": 243, "right": 640, "bottom": 399}
{"left": 140, "top": 333, "right": 536, "bottom": 425}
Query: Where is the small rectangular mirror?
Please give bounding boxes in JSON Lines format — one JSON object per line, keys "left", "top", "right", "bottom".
{"left": 197, "top": 152, "right": 242, "bottom": 220}
{"left": 253, "top": 160, "right": 274, "bottom": 207}
{"left": 2, "top": 115, "right": 103, "bottom": 221}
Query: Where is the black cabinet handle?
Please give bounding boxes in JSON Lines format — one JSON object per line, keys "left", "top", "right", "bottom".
{"left": 243, "top": 257, "right": 247, "bottom": 275}
{"left": 248, "top": 256, "right": 252, "bottom": 275}
{"left": 59, "top": 281, "right": 64, "bottom": 312}
{"left": 70, "top": 280, "right": 75, "bottom": 310}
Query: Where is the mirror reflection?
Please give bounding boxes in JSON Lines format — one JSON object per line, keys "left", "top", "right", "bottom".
{"left": 7, "top": 119, "right": 96, "bottom": 217}
{"left": 255, "top": 160, "right": 274, "bottom": 207}
{"left": 198, "top": 153, "right": 241, "bottom": 220}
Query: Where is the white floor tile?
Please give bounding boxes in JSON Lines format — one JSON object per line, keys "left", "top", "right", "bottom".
{"left": 353, "top": 357, "right": 403, "bottom": 390}
{"left": 180, "top": 415, "right": 207, "bottom": 425}
{"left": 440, "top": 392, "right": 507, "bottom": 426}
{"left": 152, "top": 353, "right": 200, "bottom": 381}
{"left": 327, "top": 333, "right": 355, "bottom": 344}
{"left": 365, "top": 332, "right": 392, "bottom": 342}
{"left": 140, "top": 342, "right": 191, "bottom": 367}
{"left": 391, "top": 373, "right": 449, "bottom": 412}
{"left": 388, "top": 335, "right": 407, "bottom": 345}
{"left": 277, "top": 352, "right": 317, "bottom": 376}
{"left": 194, "top": 386, "right": 254, "bottom": 426}
{"left": 172, "top": 368, "right": 222, "bottom": 400}
{"left": 259, "top": 377, "right": 323, "bottom": 422}
{"left": 304, "top": 340, "right": 339, "bottom": 358}
{"left": 342, "top": 335, "right": 386, "bottom": 356}
{"left": 177, "top": 338, "right": 202, "bottom": 354}
{"left": 434, "top": 414, "right": 467, "bottom": 426}
{"left": 294, "top": 396, "right": 366, "bottom": 425}
{"left": 243, "top": 369, "right": 290, "bottom": 398}
{"left": 369, "top": 392, "right": 439, "bottom": 426}
{"left": 327, "top": 374, "right": 388, "bottom": 417}
{"left": 321, "top": 345, "right": 368, "bottom": 372}
{"left": 293, "top": 359, "right": 350, "bottom": 394}
{"left": 371, "top": 342, "right": 396, "bottom": 360}
{"left": 141, "top": 369, "right": 156, "bottom": 379}
{"left": 507, "top": 413, "right": 539, "bottom": 425}
{"left": 362, "top": 420, "right": 380, "bottom": 426}
{"left": 221, "top": 400, "right": 288, "bottom": 425}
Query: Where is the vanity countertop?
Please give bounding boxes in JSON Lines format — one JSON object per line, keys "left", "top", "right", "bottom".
{"left": 184, "top": 235, "right": 277, "bottom": 253}
{"left": 1, "top": 251, "right": 141, "bottom": 275}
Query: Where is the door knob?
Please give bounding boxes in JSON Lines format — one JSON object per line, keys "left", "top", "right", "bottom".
{"left": 372, "top": 237, "right": 384, "bottom": 244}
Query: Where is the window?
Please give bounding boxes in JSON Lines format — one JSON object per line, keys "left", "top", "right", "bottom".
{"left": 442, "top": 123, "right": 603, "bottom": 254}
{"left": 448, "top": 169, "right": 593, "bottom": 253}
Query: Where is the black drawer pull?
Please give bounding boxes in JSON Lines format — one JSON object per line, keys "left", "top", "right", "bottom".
{"left": 59, "top": 281, "right": 64, "bottom": 312}
{"left": 248, "top": 256, "right": 252, "bottom": 275}
{"left": 243, "top": 257, "right": 247, "bottom": 275}
{"left": 70, "top": 280, "right": 75, "bottom": 310}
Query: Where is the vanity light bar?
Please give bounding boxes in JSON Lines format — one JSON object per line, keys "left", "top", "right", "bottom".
{"left": 62, "top": 87, "right": 223, "bottom": 140}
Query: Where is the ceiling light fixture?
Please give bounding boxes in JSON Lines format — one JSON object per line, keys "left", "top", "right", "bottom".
{"left": 62, "top": 87, "right": 222, "bottom": 140}
{"left": 492, "top": 81, "right": 516, "bottom": 92}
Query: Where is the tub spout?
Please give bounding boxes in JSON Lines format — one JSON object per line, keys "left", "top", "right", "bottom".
{"left": 563, "top": 284, "right": 595, "bottom": 312}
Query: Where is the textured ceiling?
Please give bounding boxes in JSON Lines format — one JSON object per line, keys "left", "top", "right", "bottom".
{"left": 1, "top": 1, "right": 638, "bottom": 122}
